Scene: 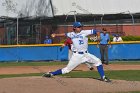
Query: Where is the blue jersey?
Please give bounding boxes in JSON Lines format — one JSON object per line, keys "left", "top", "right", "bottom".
{"left": 100, "top": 33, "right": 110, "bottom": 44}
{"left": 44, "top": 39, "right": 52, "bottom": 44}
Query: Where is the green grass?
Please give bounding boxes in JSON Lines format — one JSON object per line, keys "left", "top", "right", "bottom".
{"left": 0, "top": 61, "right": 140, "bottom": 81}
{"left": 0, "top": 61, "right": 139, "bottom": 93}
{"left": 61, "top": 70, "right": 140, "bottom": 81}
{"left": 0, "top": 70, "right": 140, "bottom": 81}
{"left": 0, "top": 61, "right": 67, "bottom": 67}
{"left": 0, "top": 61, "right": 139, "bottom": 67}
{"left": 110, "top": 61, "right": 140, "bottom": 65}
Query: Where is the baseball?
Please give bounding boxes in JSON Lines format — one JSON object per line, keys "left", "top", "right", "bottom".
{"left": 51, "top": 34, "right": 55, "bottom": 38}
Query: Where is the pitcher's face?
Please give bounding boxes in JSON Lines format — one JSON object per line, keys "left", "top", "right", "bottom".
{"left": 74, "top": 26, "right": 82, "bottom": 33}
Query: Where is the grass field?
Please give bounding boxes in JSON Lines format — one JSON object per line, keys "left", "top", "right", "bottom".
{"left": 0, "top": 61, "right": 140, "bottom": 93}
{"left": 0, "top": 70, "right": 140, "bottom": 81}
{"left": 0, "top": 61, "right": 67, "bottom": 67}
{"left": 0, "top": 61, "right": 140, "bottom": 66}
{"left": 0, "top": 61, "right": 140, "bottom": 81}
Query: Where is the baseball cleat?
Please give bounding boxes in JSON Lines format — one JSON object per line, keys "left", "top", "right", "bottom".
{"left": 101, "top": 77, "right": 111, "bottom": 82}
{"left": 42, "top": 72, "right": 52, "bottom": 78}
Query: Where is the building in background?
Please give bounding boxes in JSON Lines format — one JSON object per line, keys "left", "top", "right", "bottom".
{"left": 0, "top": 0, "right": 140, "bottom": 44}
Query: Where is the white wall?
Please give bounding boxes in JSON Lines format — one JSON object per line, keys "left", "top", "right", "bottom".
{"left": 52, "top": 0, "right": 140, "bottom": 15}
{"left": 0, "top": 0, "right": 140, "bottom": 17}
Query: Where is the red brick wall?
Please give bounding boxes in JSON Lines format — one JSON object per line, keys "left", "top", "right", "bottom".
{"left": 0, "top": 28, "right": 6, "bottom": 44}
{"left": 56, "top": 24, "right": 140, "bottom": 36}
{"left": 122, "top": 25, "right": 140, "bottom": 36}
{"left": 0, "top": 24, "right": 140, "bottom": 44}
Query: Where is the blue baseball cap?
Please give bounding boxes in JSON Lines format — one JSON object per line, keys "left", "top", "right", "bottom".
{"left": 115, "top": 34, "right": 119, "bottom": 37}
{"left": 73, "top": 22, "right": 82, "bottom": 28}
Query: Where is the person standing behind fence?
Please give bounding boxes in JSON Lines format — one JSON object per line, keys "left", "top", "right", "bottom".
{"left": 44, "top": 36, "right": 52, "bottom": 44}
{"left": 113, "top": 34, "right": 123, "bottom": 42}
{"left": 97, "top": 28, "right": 111, "bottom": 65}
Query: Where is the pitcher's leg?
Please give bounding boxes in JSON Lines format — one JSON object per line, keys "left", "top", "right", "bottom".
{"left": 61, "top": 58, "right": 81, "bottom": 74}
{"left": 85, "top": 53, "right": 109, "bottom": 81}
{"left": 43, "top": 53, "right": 83, "bottom": 77}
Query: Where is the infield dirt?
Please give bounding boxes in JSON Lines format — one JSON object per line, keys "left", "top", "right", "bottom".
{"left": 0, "top": 64, "right": 140, "bottom": 93}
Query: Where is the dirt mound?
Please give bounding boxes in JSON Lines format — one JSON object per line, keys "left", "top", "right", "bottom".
{"left": 0, "top": 76, "right": 140, "bottom": 93}
{"left": 0, "top": 64, "right": 140, "bottom": 93}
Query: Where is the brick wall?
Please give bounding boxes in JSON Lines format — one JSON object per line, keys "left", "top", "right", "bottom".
{"left": 56, "top": 24, "right": 140, "bottom": 36}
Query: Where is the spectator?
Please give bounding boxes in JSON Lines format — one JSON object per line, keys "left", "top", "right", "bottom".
{"left": 44, "top": 36, "right": 52, "bottom": 44}
{"left": 113, "top": 34, "right": 123, "bottom": 42}
{"left": 97, "top": 28, "right": 111, "bottom": 65}
{"left": 89, "top": 32, "right": 98, "bottom": 42}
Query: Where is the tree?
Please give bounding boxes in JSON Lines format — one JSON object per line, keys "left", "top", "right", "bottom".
{"left": 2, "top": 0, "right": 17, "bottom": 14}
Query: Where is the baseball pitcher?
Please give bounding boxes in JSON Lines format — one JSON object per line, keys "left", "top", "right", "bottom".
{"left": 43, "top": 22, "right": 111, "bottom": 82}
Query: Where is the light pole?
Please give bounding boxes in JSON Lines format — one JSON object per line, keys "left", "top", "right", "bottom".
{"left": 101, "top": 14, "right": 104, "bottom": 27}
{"left": 65, "top": 11, "right": 77, "bottom": 22}
{"left": 16, "top": 15, "right": 19, "bottom": 45}
{"left": 119, "top": 11, "right": 135, "bottom": 34}
{"left": 120, "top": 11, "right": 135, "bottom": 25}
{"left": 127, "top": 11, "right": 135, "bottom": 25}
{"left": 128, "top": 11, "right": 135, "bottom": 34}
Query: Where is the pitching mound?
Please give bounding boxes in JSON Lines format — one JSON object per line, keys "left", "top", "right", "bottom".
{"left": 0, "top": 76, "right": 140, "bottom": 93}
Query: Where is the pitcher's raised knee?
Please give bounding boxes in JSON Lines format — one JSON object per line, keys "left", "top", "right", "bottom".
{"left": 95, "top": 59, "right": 102, "bottom": 66}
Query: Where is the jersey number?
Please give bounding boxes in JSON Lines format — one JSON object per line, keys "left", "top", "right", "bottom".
{"left": 79, "top": 40, "right": 84, "bottom": 45}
